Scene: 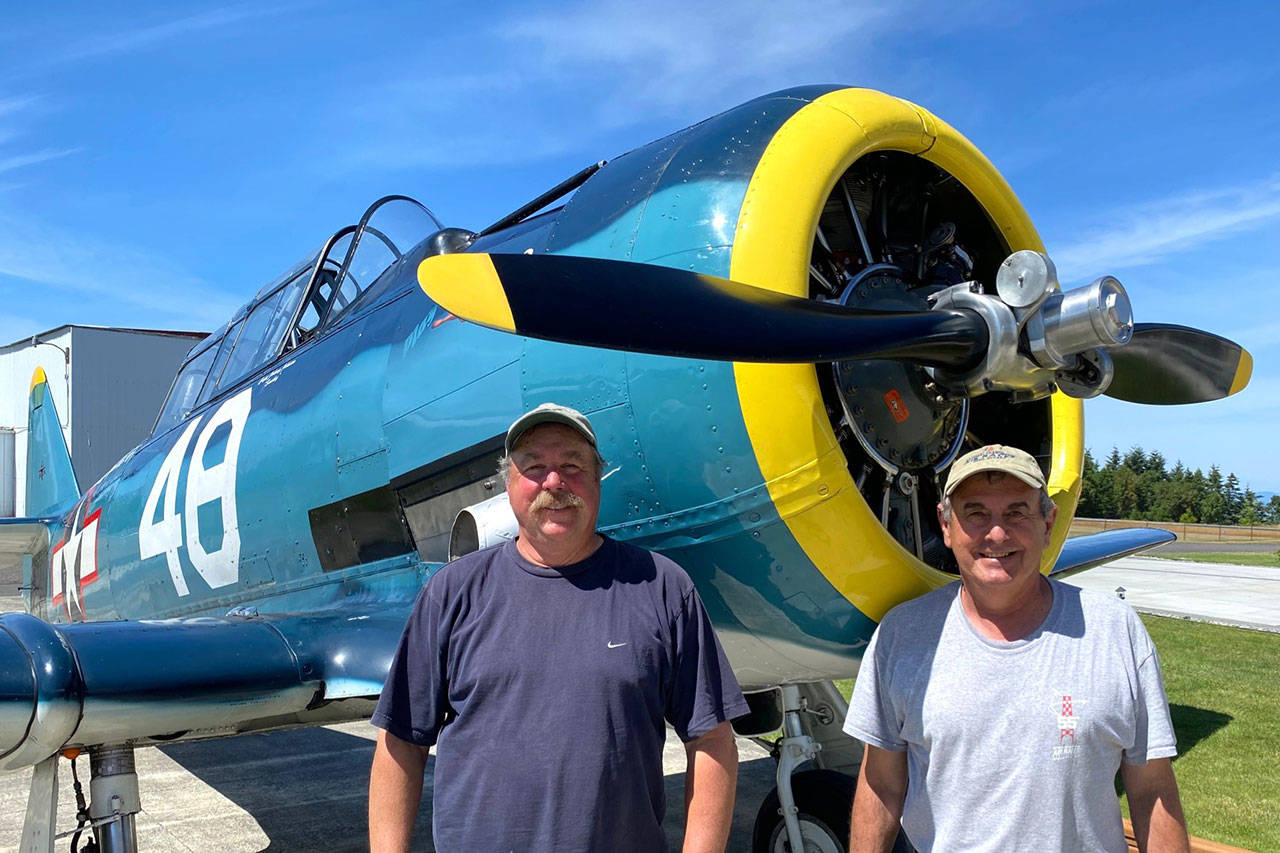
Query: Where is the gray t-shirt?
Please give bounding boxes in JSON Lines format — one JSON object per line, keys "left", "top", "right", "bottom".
{"left": 844, "top": 579, "right": 1176, "bottom": 852}
{"left": 372, "top": 536, "right": 748, "bottom": 852}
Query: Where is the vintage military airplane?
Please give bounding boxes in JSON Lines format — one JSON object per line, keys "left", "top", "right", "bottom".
{"left": 0, "top": 85, "right": 1250, "bottom": 852}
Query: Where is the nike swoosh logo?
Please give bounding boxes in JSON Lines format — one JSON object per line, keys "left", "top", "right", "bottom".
{"left": 607, "top": 641, "right": 628, "bottom": 649}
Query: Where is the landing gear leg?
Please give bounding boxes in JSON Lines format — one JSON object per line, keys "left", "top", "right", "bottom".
{"left": 753, "top": 682, "right": 891, "bottom": 852}
{"left": 774, "top": 684, "right": 824, "bottom": 852}
{"left": 87, "top": 746, "right": 140, "bottom": 853}
{"left": 19, "top": 753, "right": 59, "bottom": 853}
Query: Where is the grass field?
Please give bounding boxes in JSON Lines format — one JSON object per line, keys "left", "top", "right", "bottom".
{"left": 1155, "top": 552, "right": 1280, "bottom": 568}
{"left": 1132, "top": 615, "right": 1280, "bottom": 851}
{"left": 834, "top": 616, "right": 1278, "bottom": 850}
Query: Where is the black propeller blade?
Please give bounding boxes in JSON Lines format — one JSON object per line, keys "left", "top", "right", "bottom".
{"left": 418, "top": 253, "right": 988, "bottom": 368}
{"left": 1104, "top": 323, "right": 1252, "bottom": 405}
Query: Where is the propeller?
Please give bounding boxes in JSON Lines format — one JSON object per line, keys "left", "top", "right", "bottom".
{"left": 418, "top": 252, "right": 988, "bottom": 368}
{"left": 1104, "top": 323, "right": 1252, "bottom": 405}
{"left": 418, "top": 252, "right": 1251, "bottom": 406}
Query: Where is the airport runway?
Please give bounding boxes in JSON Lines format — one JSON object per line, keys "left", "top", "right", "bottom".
{"left": 1, "top": 555, "right": 1275, "bottom": 849}
{"left": 1061, "top": 555, "right": 1280, "bottom": 633}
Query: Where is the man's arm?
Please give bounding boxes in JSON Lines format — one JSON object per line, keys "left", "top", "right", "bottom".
{"left": 1122, "top": 758, "right": 1190, "bottom": 853}
{"left": 369, "top": 729, "right": 431, "bottom": 853}
{"left": 850, "top": 744, "right": 908, "bottom": 853}
{"left": 682, "top": 721, "right": 738, "bottom": 853}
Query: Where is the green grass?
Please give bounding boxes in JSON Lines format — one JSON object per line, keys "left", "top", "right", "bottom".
{"left": 1131, "top": 615, "right": 1280, "bottom": 850}
{"left": 1154, "top": 552, "right": 1280, "bottom": 568}
{"left": 832, "top": 617, "right": 1278, "bottom": 850}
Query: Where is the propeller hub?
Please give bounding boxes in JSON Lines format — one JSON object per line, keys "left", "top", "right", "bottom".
{"left": 931, "top": 255, "right": 1137, "bottom": 401}
{"left": 1036, "top": 275, "right": 1134, "bottom": 366}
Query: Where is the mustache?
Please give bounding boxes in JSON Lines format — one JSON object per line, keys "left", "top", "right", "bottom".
{"left": 529, "top": 491, "right": 586, "bottom": 512}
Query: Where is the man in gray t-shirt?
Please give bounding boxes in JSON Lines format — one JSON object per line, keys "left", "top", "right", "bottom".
{"left": 844, "top": 445, "right": 1189, "bottom": 852}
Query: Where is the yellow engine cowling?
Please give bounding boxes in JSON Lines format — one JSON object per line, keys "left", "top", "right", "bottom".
{"left": 727, "top": 88, "right": 1083, "bottom": 620}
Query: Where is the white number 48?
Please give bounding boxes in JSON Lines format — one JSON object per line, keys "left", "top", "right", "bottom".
{"left": 138, "top": 388, "right": 251, "bottom": 596}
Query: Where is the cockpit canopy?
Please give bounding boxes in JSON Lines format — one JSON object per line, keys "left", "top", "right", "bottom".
{"left": 153, "top": 196, "right": 442, "bottom": 434}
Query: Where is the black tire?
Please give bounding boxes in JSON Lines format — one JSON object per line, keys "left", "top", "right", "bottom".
{"left": 752, "top": 769, "right": 853, "bottom": 853}
{"left": 751, "top": 769, "right": 914, "bottom": 853}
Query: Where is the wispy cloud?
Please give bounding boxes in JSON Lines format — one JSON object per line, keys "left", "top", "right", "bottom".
{"left": 0, "top": 147, "right": 79, "bottom": 176}
{"left": 1050, "top": 177, "right": 1280, "bottom": 277}
{"left": 0, "top": 93, "right": 74, "bottom": 179}
{"left": 332, "top": 0, "right": 920, "bottom": 174}
{"left": 504, "top": 0, "right": 904, "bottom": 117}
{"left": 1218, "top": 324, "right": 1280, "bottom": 358}
{"left": 0, "top": 310, "right": 49, "bottom": 349}
{"left": 0, "top": 212, "right": 239, "bottom": 332}
{"left": 0, "top": 95, "right": 40, "bottom": 118}
{"left": 52, "top": 3, "right": 302, "bottom": 65}
{"left": 1043, "top": 60, "right": 1268, "bottom": 121}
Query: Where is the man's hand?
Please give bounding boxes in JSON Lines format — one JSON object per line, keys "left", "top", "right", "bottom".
{"left": 369, "top": 729, "right": 431, "bottom": 853}
{"left": 1122, "top": 758, "right": 1190, "bottom": 853}
{"left": 850, "top": 744, "right": 907, "bottom": 853}
{"left": 682, "top": 721, "right": 738, "bottom": 853}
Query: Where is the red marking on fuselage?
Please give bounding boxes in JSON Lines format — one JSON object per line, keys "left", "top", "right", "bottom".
{"left": 79, "top": 509, "right": 102, "bottom": 587}
{"left": 48, "top": 507, "right": 102, "bottom": 621}
{"left": 432, "top": 312, "right": 457, "bottom": 328}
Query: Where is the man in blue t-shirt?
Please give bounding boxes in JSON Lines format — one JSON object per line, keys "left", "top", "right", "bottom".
{"left": 369, "top": 403, "right": 748, "bottom": 851}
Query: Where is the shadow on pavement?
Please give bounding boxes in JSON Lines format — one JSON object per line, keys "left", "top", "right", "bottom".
{"left": 157, "top": 726, "right": 782, "bottom": 851}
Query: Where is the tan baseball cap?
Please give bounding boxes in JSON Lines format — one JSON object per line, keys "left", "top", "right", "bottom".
{"left": 505, "top": 403, "right": 598, "bottom": 454}
{"left": 944, "top": 444, "right": 1046, "bottom": 497}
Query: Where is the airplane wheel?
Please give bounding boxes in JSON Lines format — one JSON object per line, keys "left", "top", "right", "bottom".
{"left": 752, "top": 769, "right": 852, "bottom": 853}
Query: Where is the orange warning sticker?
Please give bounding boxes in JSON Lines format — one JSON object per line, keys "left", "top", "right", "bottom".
{"left": 883, "top": 390, "right": 909, "bottom": 423}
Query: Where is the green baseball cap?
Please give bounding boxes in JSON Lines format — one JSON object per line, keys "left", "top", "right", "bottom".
{"left": 505, "top": 403, "right": 598, "bottom": 454}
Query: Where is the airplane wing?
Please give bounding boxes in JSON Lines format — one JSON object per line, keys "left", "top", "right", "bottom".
{"left": 1048, "top": 528, "right": 1176, "bottom": 579}
{"left": 0, "top": 603, "right": 409, "bottom": 772}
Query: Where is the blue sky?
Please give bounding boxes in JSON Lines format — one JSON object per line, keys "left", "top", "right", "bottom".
{"left": 2, "top": 1, "right": 1277, "bottom": 489}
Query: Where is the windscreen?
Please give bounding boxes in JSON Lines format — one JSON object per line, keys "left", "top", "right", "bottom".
{"left": 322, "top": 196, "right": 441, "bottom": 328}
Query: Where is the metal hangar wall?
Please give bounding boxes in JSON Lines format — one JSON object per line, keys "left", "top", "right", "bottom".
{"left": 0, "top": 325, "right": 207, "bottom": 517}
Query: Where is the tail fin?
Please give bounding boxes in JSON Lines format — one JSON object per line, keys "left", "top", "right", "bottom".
{"left": 26, "top": 368, "right": 79, "bottom": 517}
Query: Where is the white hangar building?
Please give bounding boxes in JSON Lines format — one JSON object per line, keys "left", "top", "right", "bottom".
{"left": 0, "top": 325, "right": 207, "bottom": 517}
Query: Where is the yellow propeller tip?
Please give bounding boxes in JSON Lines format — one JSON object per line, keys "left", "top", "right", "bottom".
{"left": 1229, "top": 348, "right": 1253, "bottom": 396}
{"left": 417, "top": 254, "right": 517, "bottom": 333}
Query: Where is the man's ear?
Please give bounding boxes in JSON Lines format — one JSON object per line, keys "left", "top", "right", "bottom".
{"left": 1042, "top": 503, "right": 1058, "bottom": 543}
{"left": 938, "top": 503, "right": 953, "bottom": 548}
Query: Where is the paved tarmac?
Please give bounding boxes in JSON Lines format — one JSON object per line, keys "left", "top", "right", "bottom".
{"left": 0, "top": 555, "right": 1275, "bottom": 849}
{"left": 0, "top": 723, "right": 781, "bottom": 851}
{"left": 1060, "top": 555, "right": 1280, "bottom": 633}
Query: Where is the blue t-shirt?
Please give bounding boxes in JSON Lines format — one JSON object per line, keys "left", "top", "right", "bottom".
{"left": 371, "top": 536, "right": 748, "bottom": 852}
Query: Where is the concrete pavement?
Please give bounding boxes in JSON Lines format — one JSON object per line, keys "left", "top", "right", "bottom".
{"left": 1061, "top": 555, "right": 1280, "bottom": 633}
{"left": 0, "top": 722, "right": 780, "bottom": 852}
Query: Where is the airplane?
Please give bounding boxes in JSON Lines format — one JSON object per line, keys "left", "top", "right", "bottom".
{"left": 0, "top": 85, "right": 1250, "bottom": 853}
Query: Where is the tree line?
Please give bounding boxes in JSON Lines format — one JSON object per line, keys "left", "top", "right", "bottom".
{"left": 1078, "top": 447, "right": 1280, "bottom": 525}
